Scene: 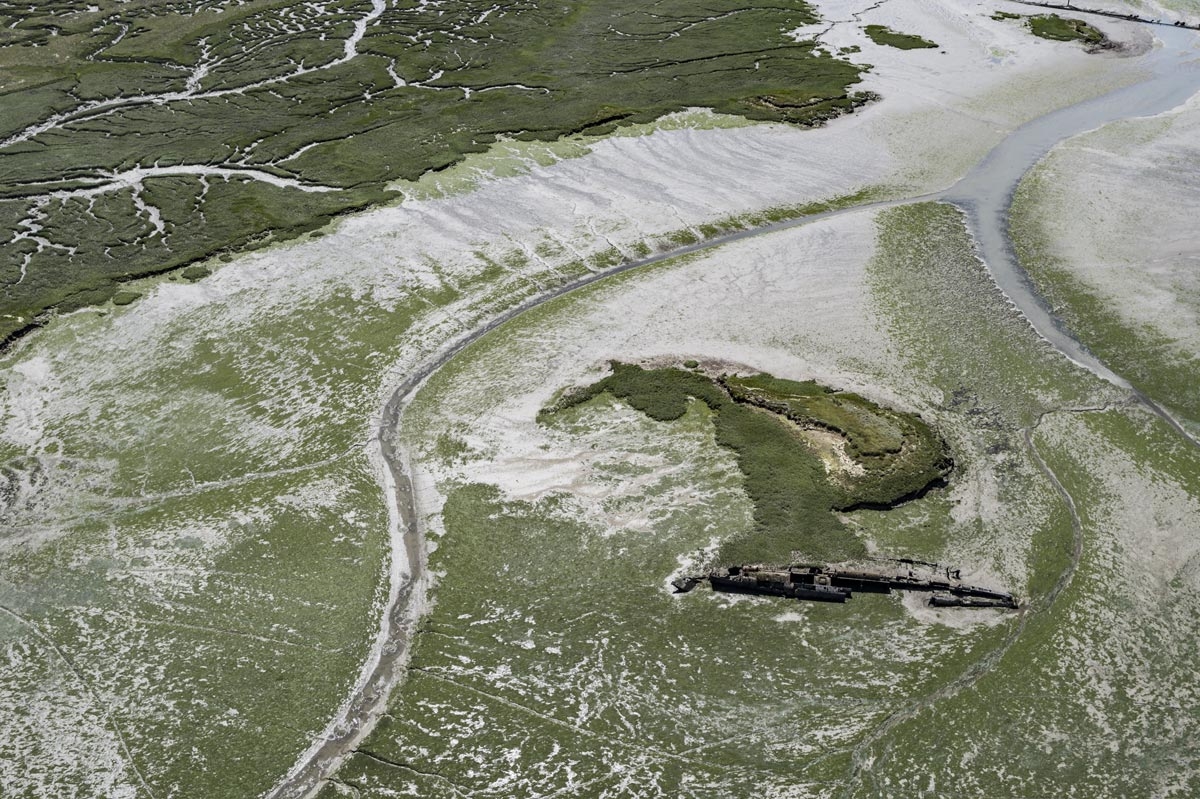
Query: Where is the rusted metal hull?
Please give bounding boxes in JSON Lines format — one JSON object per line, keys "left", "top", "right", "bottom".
{"left": 694, "top": 563, "right": 1018, "bottom": 609}
{"left": 929, "top": 592, "right": 1018, "bottom": 609}
{"left": 709, "top": 572, "right": 850, "bottom": 603}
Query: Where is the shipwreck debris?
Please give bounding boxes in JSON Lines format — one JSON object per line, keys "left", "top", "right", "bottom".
{"left": 707, "top": 565, "right": 852, "bottom": 603}
{"left": 674, "top": 562, "right": 1019, "bottom": 609}
{"left": 929, "top": 592, "right": 1016, "bottom": 609}
{"left": 670, "top": 575, "right": 704, "bottom": 594}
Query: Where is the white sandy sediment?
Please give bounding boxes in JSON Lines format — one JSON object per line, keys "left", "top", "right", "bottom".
{"left": 1052, "top": 0, "right": 1200, "bottom": 27}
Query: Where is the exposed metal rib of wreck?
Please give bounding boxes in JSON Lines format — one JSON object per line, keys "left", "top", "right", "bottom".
{"left": 673, "top": 561, "right": 1019, "bottom": 609}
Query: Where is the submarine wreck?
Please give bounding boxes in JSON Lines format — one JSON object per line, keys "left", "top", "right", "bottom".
{"left": 673, "top": 562, "right": 1019, "bottom": 609}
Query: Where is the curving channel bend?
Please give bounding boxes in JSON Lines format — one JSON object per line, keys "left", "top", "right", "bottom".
{"left": 268, "top": 25, "right": 1200, "bottom": 799}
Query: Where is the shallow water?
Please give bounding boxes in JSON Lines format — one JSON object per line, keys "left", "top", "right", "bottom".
{"left": 944, "top": 26, "right": 1200, "bottom": 386}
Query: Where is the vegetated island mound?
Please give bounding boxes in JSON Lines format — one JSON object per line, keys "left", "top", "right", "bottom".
{"left": 1028, "top": 13, "right": 1108, "bottom": 45}
{"left": 863, "top": 24, "right": 939, "bottom": 50}
{"left": 993, "top": 11, "right": 1112, "bottom": 50}
{"left": 540, "top": 362, "right": 952, "bottom": 564}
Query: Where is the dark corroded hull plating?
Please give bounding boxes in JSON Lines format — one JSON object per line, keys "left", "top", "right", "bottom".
{"left": 709, "top": 570, "right": 851, "bottom": 603}
{"left": 685, "top": 563, "right": 1019, "bottom": 609}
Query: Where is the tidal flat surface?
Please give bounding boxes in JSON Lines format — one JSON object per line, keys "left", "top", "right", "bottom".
{"left": 1, "top": 0, "right": 1199, "bottom": 797}
{"left": 1011, "top": 90, "right": 1200, "bottom": 427}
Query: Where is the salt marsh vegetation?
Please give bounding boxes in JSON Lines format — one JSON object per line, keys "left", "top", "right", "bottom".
{"left": 0, "top": 0, "right": 869, "bottom": 344}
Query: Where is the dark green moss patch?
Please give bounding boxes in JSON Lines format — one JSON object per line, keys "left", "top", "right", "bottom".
{"left": 863, "top": 25, "right": 939, "bottom": 50}
{"left": 111, "top": 291, "right": 141, "bottom": 306}
{"left": 542, "top": 362, "right": 951, "bottom": 563}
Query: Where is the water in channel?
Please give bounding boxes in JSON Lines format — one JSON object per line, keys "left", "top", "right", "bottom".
{"left": 943, "top": 25, "right": 1200, "bottom": 389}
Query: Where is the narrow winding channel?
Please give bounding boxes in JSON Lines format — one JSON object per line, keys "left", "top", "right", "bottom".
{"left": 273, "top": 24, "right": 1200, "bottom": 799}
{"left": 945, "top": 23, "right": 1200, "bottom": 393}
{"left": 946, "top": 24, "right": 1200, "bottom": 447}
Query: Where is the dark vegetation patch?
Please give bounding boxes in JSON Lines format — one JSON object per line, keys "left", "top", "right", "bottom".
{"left": 0, "top": 0, "right": 870, "bottom": 344}
{"left": 722, "top": 372, "right": 951, "bottom": 507}
{"left": 990, "top": 10, "right": 1109, "bottom": 48}
{"left": 541, "top": 362, "right": 951, "bottom": 563}
{"left": 1027, "top": 14, "right": 1107, "bottom": 44}
{"left": 180, "top": 265, "right": 212, "bottom": 282}
{"left": 863, "top": 24, "right": 939, "bottom": 50}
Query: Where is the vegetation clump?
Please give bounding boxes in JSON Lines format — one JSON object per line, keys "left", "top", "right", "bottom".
{"left": 863, "top": 24, "right": 939, "bottom": 50}
{"left": 542, "top": 362, "right": 952, "bottom": 563}
{"left": 722, "top": 372, "right": 950, "bottom": 506}
{"left": 1027, "top": 14, "right": 1106, "bottom": 44}
{"left": 181, "top": 265, "right": 212, "bottom": 282}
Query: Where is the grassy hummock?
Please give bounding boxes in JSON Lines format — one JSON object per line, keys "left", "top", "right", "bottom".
{"left": 541, "top": 362, "right": 951, "bottom": 563}
{"left": 863, "top": 24, "right": 939, "bottom": 50}
{"left": 1028, "top": 14, "right": 1106, "bottom": 44}
{"left": 722, "top": 372, "right": 951, "bottom": 506}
